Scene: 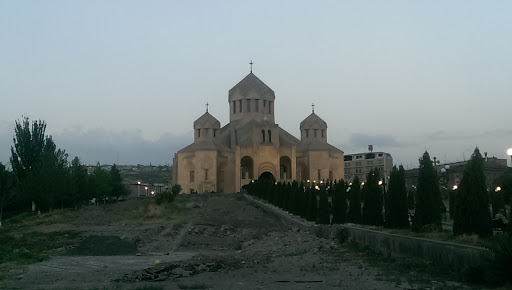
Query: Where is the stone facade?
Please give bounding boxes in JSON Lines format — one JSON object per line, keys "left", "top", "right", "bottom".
{"left": 172, "top": 72, "right": 344, "bottom": 193}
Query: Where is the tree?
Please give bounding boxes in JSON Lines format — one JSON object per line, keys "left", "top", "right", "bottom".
{"left": 347, "top": 176, "right": 362, "bottom": 223}
{"left": 385, "top": 166, "right": 409, "bottom": 228}
{"left": 0, "top": 163, "right": 16, "bottom": 227}
{"left": 318, "top": 184, "right": 330, "bottom": 224}
{"left": 453, "top": 148, "right": 491, "bottom": 237}
{"left": 362, "top": 169, "right": 383, "bottom": 226}
{"left": 10, "top": 117, "right": 47, "bottom": 182}
{"left": 109, "top": 164, "right": 129, "bottom": 200}
{"left": 332, "top": 180, "right": 347, "bottom": 224}
{"left": 413, "top": 151, "right": 442, "bottom": 231}
{"left": 69, "top": 157, "right": 90, "bottom": 207}
{"left": 10, "top": 117, "right": 69, "bottom": 211}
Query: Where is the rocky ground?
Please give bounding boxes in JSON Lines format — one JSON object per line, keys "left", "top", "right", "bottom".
{"left": 0, "top": 193, "right": 476, "bottom": 289}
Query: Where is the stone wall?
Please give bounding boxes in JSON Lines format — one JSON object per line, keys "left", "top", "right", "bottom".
{"left": 243, "top": 193, "right": 493, "bottom": 268}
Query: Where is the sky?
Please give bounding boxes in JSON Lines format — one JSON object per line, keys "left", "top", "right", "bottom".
{"left": 1, "top": 1, "right": 512, "bottom": 168}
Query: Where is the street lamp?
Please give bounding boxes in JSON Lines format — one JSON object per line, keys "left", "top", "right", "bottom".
{"left": 137, "top": 181, "right": 141, "bottom": 196}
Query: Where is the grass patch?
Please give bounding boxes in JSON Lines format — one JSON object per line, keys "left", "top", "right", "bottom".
{"left": 0, "top": 229, "right": 81, "bottom": 265}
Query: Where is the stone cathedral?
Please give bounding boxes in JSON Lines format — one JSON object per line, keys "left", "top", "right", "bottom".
{"left": 171, "top": 71, "right": 344, "bottom": 193}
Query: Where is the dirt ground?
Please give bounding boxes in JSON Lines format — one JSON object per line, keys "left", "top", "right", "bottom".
{"left": 0, "top": 193, "right": 474, "bottom": 289}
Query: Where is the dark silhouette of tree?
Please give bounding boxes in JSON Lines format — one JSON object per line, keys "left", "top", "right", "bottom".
{"left": 332, "top": 180, "right": 347, "bottom": 224}
{"left": 362, "top": 169, "right": 383, "bottom": 226}
{"left": 385, "top": 166, "right": 409, "bottom": 228}
{"left": 318, "top": 184, "right": 330, "bottom": 224}
{"left": 407, "top": 188, "right": 415, "bottom": 210}
{"left": 453, "top": 148, "right": 491, "bottom": 237}
{"left": 0, "top": 163, "right": 16, "bottom": 227}
{"left": 413, "top": 151, "right": 442, "bottom": 231}
{"left": 347, "top": 176, "right": 362, "bottom": 223}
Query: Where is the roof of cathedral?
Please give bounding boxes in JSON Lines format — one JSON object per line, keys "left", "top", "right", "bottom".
{"left": 299, "top": 113, "right": 327, "bottom": 130}
{"left": 194, "top": 112, "right": 221, "bottom": 129}
{"left": 228, "top": 73, "right": 275, "bottom": 101}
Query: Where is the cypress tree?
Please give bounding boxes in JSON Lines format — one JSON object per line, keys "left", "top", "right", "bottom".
{"left": 348, "top": 176, "right": 362, "bottom": 223}
{"left": 453, "top": 148, "right": 492, "bottom": 237}
{"left": 318, "top": 184, "right": 330, "bottom": 224}
{"left": 413, "top": 151, "right": 442, "bottom": 231}
{"left": 385, "top": 166, "right": 409, "bottom": 228}
{"left": 332, "top": 180, "right": 347, "bottom": 224}
{"left": 307, "top": 188, "right": 318, "bottom": 222}
{"left": 362, "top": 169, "right": 384, "bottom": 226}
{"left": 407, "top": 188, "right": 415, "bottom": 210}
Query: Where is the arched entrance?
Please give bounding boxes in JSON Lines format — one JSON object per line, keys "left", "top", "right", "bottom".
{"left": 259, "top": 171, "right": 275, "bottom": 182}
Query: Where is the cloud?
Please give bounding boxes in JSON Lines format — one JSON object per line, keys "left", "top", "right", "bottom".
{"left": 0, "top": 126, "right": 193, "bottom": 166}
{"left": 347, "top": 133, "right": 403, "bottom": 148}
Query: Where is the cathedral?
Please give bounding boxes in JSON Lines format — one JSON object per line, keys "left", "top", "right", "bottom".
{"left": 172, "top": 71, "right": 344, "bottom": 193}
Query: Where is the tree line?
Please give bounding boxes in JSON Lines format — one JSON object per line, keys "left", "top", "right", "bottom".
{"left": 0, "top": 117, "right": 129, "bottom": 226}
{"left": 246, "top": 148, "right": 506, "bottom": 237}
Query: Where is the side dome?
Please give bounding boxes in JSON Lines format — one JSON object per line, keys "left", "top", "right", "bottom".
{"left": 193, "top": 112, "right": 220, "bottom": 142}
{"left": 194, "top": 112, "right": 220, "bottom": 129}
{"left": 300, "top": 113, "right": 327, "bottom": 142}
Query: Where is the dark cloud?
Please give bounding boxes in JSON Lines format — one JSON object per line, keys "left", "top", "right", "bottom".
{"left": 0, "top": 127, "right": 193, "bottom": 166}
{"left": 54, "top": 129, "right": 192, "bottom": 165}
{"left": 347, "top": 133, "right": 402, "bottom": 148}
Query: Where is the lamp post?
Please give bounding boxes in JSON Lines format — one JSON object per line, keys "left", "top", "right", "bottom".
{"left": 137, "top": 181, "right": 141, "bottom": 197}
{"left": 440, "top": 165, "right": 450, "bottom": 199}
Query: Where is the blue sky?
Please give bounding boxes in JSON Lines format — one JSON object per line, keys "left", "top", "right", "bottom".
{"left": 1, "top": 1, "right": 511, "bottom": 168}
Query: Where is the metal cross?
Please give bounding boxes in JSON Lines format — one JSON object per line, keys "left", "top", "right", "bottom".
{"left": 312, "top": 103, "right": 315, "bottom": 113}
{"left": 206, "top": 102, "right": 209, "bottom": 112}
{"left": 249, "top": 60, "right": 254, "bottom": 73}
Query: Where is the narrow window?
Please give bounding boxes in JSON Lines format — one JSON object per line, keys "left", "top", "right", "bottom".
{"left": 262, "top": 130, "right": 265, "bottom": 142}
{"left": 205, "top": 169, "right": 208, "bottom": 181}
{"left": 247, "top": 99, "right": 251, "bottom": 112}
{"left": 268, "top": 101, "right": 272, "bottom": 114}
{"left": 197, "top": 129, "right": 201, "bottom": 137}
{"left": 321, "top": 130, "right": 324, "bottom": 138}
{"left": 317, "top": 169, "right": 321, "bottom": 180}
{"left": 213, "top": 129, "right": 217, "bottom": 138}
{"left": 232, "top": 101, "right": 236, "bottom": 114}
{"left": 255, "top": 99, "right": 259, "bottom": 112}
{"left": 239, "top": 100, "right": 242, "bottom": 113}
{"left": 190, "top": 171, "right": 195, "bottom": 182}
{"left": 268, "top": 130, "right": 272, "bottom": 143}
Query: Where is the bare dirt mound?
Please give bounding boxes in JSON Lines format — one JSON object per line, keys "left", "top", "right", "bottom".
{"left": 69, "top": 235, "right": 138, "bottom": 256}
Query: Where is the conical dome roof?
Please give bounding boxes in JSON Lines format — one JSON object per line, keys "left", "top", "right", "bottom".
{"left": 194, "top": 112, "right": 220, "bottom": 129}
{"left": 300, "top": 113, "right": 327, "bottom": 130}
{"left": 228, "top": 73, "right": 275, "bottom": 101}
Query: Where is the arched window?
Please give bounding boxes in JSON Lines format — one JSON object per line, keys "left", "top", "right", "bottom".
{"left": 268, "top": 130, "right": 272, "bottom": 143}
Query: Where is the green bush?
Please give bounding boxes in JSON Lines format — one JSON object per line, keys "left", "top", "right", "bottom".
{"left": 155, "top": 190, "right": 175, "bottom": 205}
